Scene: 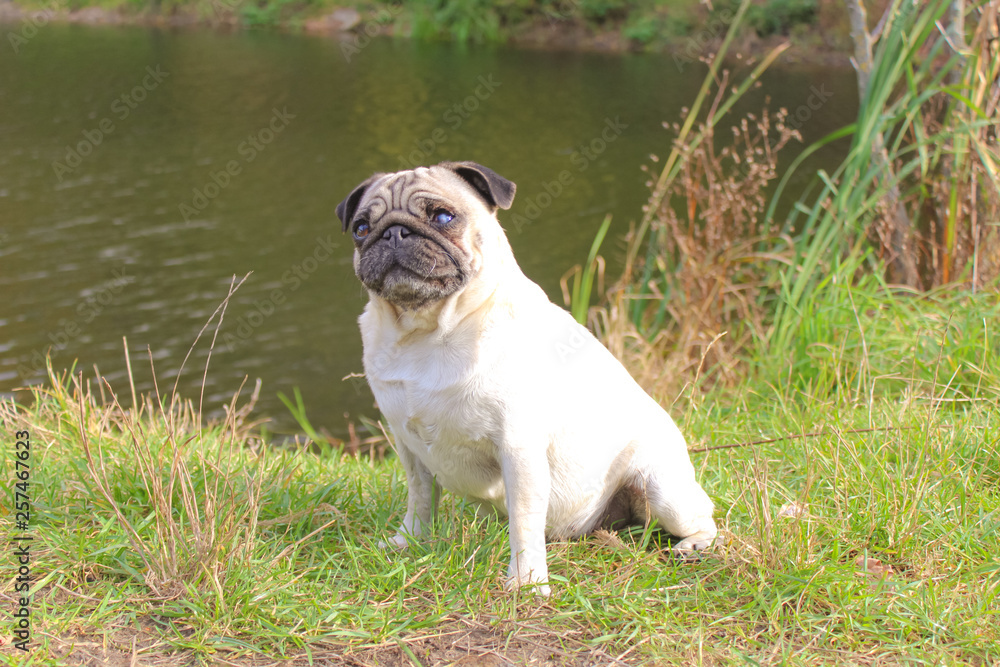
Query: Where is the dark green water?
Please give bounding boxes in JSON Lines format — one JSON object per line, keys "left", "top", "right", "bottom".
{"left": 0, "top": 24, "right": 858, "bottom": 435}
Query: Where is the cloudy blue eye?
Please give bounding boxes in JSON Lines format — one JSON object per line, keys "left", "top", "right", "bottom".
{"left": 354, "top": 221, "right": 370, "bottom": 239}
{"left": 432, "top": 209, "right": 454, "bottom": 225}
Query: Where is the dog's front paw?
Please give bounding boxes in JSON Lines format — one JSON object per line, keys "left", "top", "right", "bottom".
{"left": 377, "top": 533, "right": 411, "bottom": 550}
{"left": 506, "top": 559, "right": 551, "bottom": 597}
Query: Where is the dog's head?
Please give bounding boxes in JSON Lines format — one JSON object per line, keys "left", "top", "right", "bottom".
{"left": 336, "top": 161, "right": 516, "bottom": 310}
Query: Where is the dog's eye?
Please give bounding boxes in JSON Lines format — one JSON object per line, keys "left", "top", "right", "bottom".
{"left": 353, "top": 221, "right": 370, "bottom": 239}
{"left": 432, "top": 209, "right": 454, "bottom": 225}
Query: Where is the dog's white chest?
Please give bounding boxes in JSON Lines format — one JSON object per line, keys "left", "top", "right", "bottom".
{"left": 366, "top": 342, "right": 505, "bottom": 501}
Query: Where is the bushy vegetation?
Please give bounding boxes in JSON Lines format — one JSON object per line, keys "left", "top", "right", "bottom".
{"left": 391, "top": 0, "right": 822, "bottom": 45}
{"left": 716, "top": 0, "right": 819, "bottom": 37}
{"left": 6, "top": 0, "right": 832, "bottom": 47}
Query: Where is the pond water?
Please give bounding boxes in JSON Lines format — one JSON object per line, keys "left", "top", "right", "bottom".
{"left": 0, "top": 24, "right": 858, "bottom": 436}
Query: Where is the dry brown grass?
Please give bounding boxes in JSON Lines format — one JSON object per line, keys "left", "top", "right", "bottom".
{"left": 591, "top": 98, "right": 800, "bottom": 402}
{"left": 913, "top": 3, "right": 1000, "bottom": 288}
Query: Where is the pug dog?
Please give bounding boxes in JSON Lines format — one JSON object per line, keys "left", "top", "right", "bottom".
{"left": 336, "top": 161, "right": 717, "bottom": 595}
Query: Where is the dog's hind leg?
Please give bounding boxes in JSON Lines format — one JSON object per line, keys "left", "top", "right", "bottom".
{"left": 630, "top": 462, "right": 717, "bottom": 556}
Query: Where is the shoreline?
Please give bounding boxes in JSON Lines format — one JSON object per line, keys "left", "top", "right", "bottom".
{"left": 1, "top": 0, "right": 853, "bottom": 67}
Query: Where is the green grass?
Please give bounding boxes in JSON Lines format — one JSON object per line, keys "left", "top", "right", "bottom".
{"left": 1, "top": 306, "right": 998, "bottom": 665}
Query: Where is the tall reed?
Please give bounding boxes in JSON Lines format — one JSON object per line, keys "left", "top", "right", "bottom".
{"left": 578, "top": 0, "right": 1000, "bottom": 401}
{"left": 771, "top": 0, "right": 1000, "bottom": 353}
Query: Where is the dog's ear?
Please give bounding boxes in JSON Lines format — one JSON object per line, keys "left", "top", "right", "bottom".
{"left": 440, "top": 161, "right": 516, "bottom": 210}
{"left": 336, "top": 174, "right": 383, "bottom": 233}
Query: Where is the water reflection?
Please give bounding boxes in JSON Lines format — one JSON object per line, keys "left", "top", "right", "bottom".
{"left": 0, "top": 25, "right": 857, "bottom": 435}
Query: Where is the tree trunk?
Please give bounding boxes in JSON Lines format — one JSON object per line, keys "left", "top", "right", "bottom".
{"left": 845, "top": 0, "right": 922, "bottom": 288}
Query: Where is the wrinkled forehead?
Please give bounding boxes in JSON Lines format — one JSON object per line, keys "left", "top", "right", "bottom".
{"left": 359, "top": 167, "right": 480, "bottom": 219}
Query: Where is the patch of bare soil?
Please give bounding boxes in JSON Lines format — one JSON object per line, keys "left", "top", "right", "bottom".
{"left": 344, "top": 617, "right": 642, "bottom": 667}
{"left": 45, "top": 615, "right": 644, "bottom": 666}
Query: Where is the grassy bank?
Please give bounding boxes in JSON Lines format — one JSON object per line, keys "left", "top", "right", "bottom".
{"left": 1, "top": 0, "right": 852, "bottom": 55}
{"left": 1, "top": 332, "right": 998, "bottom": 665}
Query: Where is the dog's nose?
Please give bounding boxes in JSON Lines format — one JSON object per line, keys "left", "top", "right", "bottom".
{"left": 382, "top": 225, "right": 412, "bottom": 247}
